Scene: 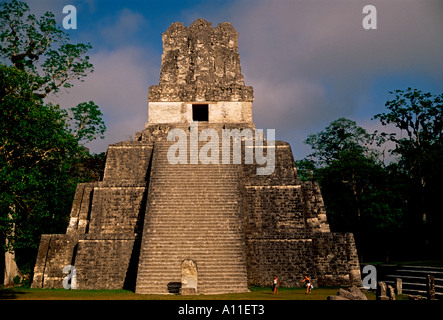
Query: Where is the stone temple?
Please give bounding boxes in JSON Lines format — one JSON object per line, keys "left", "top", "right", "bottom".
{"left": 32, "top": 19, "right": 361, "bottom": 294}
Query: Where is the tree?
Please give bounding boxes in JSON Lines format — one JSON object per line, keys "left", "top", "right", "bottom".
{"left": 0, "top": 0, "right": 106, "bottom": 284}
{"left": 304, "top": 118, "right": 383, "bottom": 166}
{"left": 67, "top": 101, "right": 106, "bottom": 145}
{"left": 373, "top": 88, "right": 443, "bottom": 258}
{"left": 300, "top": 118, "right": 404, "bottom": 262}
{"left": 0, "top": 0, "right": 106, "bottom": 146}
{"left": 0, "top": 0, "right": 93, "bottom": 98}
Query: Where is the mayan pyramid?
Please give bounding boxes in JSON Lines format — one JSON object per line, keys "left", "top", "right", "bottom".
{"left": 32, "top": 19, "right": 362, "bottom": 294}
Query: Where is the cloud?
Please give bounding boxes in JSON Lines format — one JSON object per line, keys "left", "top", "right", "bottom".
{"left": 25, "top": 0, "right": 443, "bottom": 159}
{"left": 50, "top": 45, "right": 157, "bottom": 153}
{"left": 216, "top": 0, "right": 443, "bottom": 157}
{"left": 100, "top": 8, "right": 148, "bottom": 46}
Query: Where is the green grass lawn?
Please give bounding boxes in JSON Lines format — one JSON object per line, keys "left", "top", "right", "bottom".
{"left": 1, "top": 286, "right": 379, "bottom": 300}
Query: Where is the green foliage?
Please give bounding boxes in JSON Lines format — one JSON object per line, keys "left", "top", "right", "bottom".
{"left": 374, "top": 88, "right": 443, "bottom": 258}
{"left": 68, "top": 101, "right": 107, "bottom": 144}
{"left": 1, "top": 64, "right": 78, "bottom": 252}
{"left": 294, "top": 158, "right": 316, "bottom": 181}
{"left": 304, "top": 117, "right": 383, "bottom": 166}
{"left": 0, "top": 0, "right": 106, "bottom": 270}
{"left": 300, "top": 117, "right": 405, "bottom": 261}
{"left": 374, "top": 88, "right": 443, "bottom": 150}
{"left": 300, "top": 88, "right": 443, "bottom": 261}
{"left": 0, "top": 0, "right": 93, "bottom": 98}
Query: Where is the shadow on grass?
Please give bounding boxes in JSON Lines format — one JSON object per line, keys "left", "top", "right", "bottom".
{"left": 0, "top": 286, "right": 27, "bottom": 299}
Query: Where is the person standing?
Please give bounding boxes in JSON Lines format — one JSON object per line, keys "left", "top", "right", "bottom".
{"left": 301, "top": 275, "right": 312, "bottom": 294}
{"left": 273, "top": 275, "right": 280, "bottom": 295}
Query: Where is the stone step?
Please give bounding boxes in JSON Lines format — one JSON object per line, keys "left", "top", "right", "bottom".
{"left": 146, "top": 207, "right": 241, "bottom": 212}
{"left": 147, "top": 198, "right": 240, "bottom": 202}
{"left": 149, "top": 178, "right": 240, "bottom": 183}
{"left": 138, "top": 263, "right": 247, "bottom": 271}
{"left": 147, "top": 197, "right": 240, "bottom": 202}
{"left": 135, "top": 285, "right": 249, "bottom": 295}
{"left": 145, "top": 213, "right": 241, "bottom": 218}
{"left": 137, "top": 254, "right": 246, "bottom": 262}
{"left": 151, "top": 172, "right": 239, "bottom": 177}
{"left": 136, "top": 278, "right": 248, "bottom": 287}
{"left": 136, "top": 272, "right": 248, "bottom": 281}
{"left": 146, "top": 203, "right": 241, "bottom": 208}
{"left": 146, "top": 216, "right": 242, "bottom": 221}
{"left": 144, "top": 227, "right": 243, "bottom": 233}
{"left": 144, "top": 225, "right": 243, "bottom": 230}
{"left": 141, "top": 239, "right": 243, "bottom": 244}
{"left": 145, "top": 215, "right": 242, "bottom": 220}
{"left": 138, "top": 265, "right": 247, "bottom": 272}
{"left": 150, "top": 178, "right": 240, "bottom": 182}
{"left": 136, "top": 279, "right": 249, "bottom": 288}
{"left": 135, "top": 140, "right": 247, "bottom": 294}
{"left": 139, "top": 256, "right": 246, "bottom": 262}
{"left": 136, "top": 282, "right": 248, "bottom": 290}
{"left": 151, "top": 175, "right": 240, "bottom": 179}
{"left": 140, "top": 241, "right": 245, "bottom": 247}
{"left": 145, "top": 220, "right": 241, "bottom": 225}
{"left": 153, "top": 166, "right": 244, "bottom": 171}
{"left": 138, "top": 249, "right": 246, "bottom": 256}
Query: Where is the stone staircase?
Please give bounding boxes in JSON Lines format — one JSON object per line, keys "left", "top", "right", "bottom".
{"left": 365, "top": 264, "right": 443, "bottom": 299}
{"left": 384, "top": 265, "right": 443, "bottom": 298}
{"left": 135, "top": 133, "right": 249, "bottom": 294}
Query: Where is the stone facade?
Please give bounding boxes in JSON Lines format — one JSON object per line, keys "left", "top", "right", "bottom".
{"left": 148, "top": 19, "right": 253, "bottom": 124}
{"left": 31, "top": 19, "right": 361, "bottom": 294}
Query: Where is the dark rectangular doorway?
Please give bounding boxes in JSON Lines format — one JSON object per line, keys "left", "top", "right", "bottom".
{"left": 192, "top": 104, "right": 209, "bottom": 121}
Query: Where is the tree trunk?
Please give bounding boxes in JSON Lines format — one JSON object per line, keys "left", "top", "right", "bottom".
{"left": 4, "top": 247, "right": 22, "bottom": 285}
{"left": 2, "top": 211, "right": 23, "bottom": 285}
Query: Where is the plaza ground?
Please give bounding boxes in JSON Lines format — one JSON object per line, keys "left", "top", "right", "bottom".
{"left": 0, "top": 286, "right": 389, "bottom": 300}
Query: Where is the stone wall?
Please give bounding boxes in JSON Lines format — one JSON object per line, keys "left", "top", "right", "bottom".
{"left": 66, "top": 182, "right": 97, "bottom": 234}
{"left": 31, "top": 234, "right": 78, "bottom": 289}
{"left": 312, "top": 233, "right": 362, "bottom": 286}
{"left": 73, "top": 234, "right": 136, "bottom": 290}
{"left": 158, "top": 19, "right": 246, "bottom": 89}
{"left": 242, "top": 140, "right": 361, "bottom": 288}
{"left": 245, "top": 237, "right": 316, "bottom": 287}
{"left": 148, "top": 85, "right": 253, "bottom": 104}
{"left": 103, "top": 143, "right": 153, "bottom": 181}
{"left": 32, "top": 141, "right": 152, "bottom": 290}
{"left": 243, "top": 141, "right": 300, "bottom": 186}
{"left": 243, "top": 186, "right": 306, "bottom": 239}
{"left": 300, "top": 181, "right": 330, "bottom": 233}
{"left": 147, "top": 18, "right": 253, "bottom": 124}
{"left": 87, "top": 183, "right": 147, "bottom": 234}
{"left": 148, "top": 101, "right": 253, "bottom": 124}
{"left": 31, "top": 234, "right": 138, "bottom": 290}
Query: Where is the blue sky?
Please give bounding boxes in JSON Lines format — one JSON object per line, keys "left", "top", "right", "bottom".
{"left": 25, "top": 0, "right": 443, "bottom": 160}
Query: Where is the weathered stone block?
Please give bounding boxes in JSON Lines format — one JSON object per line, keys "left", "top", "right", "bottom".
{"left": 377, "top": 281, "right": 389, "bottom": 300}
{"left": 328, "top": 285, "right": 367, "bottom": 300}
{"left": 427, "top": 274, "right": 436, "bottom": 300}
